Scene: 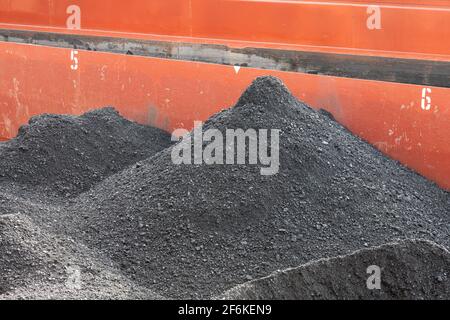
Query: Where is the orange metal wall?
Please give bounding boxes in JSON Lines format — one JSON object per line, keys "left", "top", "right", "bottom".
{"left": 1, "top": 41, "right": 449, "bottom": 189}
{"left": 1, "top": 0, "right": 450, "bottom": 58}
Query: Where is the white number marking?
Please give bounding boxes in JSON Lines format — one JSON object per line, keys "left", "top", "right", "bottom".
{"left": 421, "top": 88, "right": 432, "bottom": 111}
{"left": 70, "top": 50, "right": 79, "bottom": 70}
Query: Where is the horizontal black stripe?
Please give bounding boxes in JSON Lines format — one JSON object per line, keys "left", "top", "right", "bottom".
{"left": 1, "top": 29, "right": 449, "bottom": 88}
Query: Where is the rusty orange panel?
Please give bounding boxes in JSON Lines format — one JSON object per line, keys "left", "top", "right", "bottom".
{"left": 0, "top": 0, "right": 193, "bottom": 36}
{"left": 1, "top": 0, "right": 450, "bottom": 58}
{"left": 1, "top": 41, "right": 449, "bottom": 189}
{"left": 190, "top": 0, "right": 450, "bottom": 56}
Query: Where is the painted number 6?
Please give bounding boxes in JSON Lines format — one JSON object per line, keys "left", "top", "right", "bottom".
{"left": 421, "top": 88, "right": 432, "bottom": 111}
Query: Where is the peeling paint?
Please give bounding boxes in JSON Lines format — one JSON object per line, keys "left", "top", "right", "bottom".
{"left": 12, "top": 77, "right": 29, "bottom": 119}
{"left": 1, "top": 113, "right": 12, "bottom": 136}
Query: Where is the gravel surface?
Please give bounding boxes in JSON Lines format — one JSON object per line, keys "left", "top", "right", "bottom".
{"left": 219, "top": 239, "right": 450, "bottom": 300}
{"left": 0, "top": 107, "right": 172, "bottom": 197}
{"left": 0, "top": 213, "right": 163, "bottom": 300}
{"left": 39, "top": 76, "right": 449, "bottom": 299}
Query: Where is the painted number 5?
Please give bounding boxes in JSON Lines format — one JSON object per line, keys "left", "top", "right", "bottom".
{"left": 71, "top": 50, "right": 79, "bottom": 70}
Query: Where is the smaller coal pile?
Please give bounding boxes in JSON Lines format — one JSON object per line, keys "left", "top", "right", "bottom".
{"left": 0, "top": 108, "right": 172, "bottom": 197}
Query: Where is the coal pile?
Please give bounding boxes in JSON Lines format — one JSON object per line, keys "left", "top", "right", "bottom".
{"left": 0, "top": 214, "right": 47, "bottom": 294}
{"left": 52, "top": 76, "right": 449, "bottom": 299}
{"left": 0, "top": 213, "right": 162, "bottom": 300}
{"left": 0, "top": 107, "right": 172, "bottom": 197}
{"left": 219, "top": 240, "right": 450, "bottom": 300}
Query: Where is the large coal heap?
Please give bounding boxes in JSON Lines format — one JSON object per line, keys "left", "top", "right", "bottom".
{"left": 0, "top": 108, "right": 172, "bottom": 197}
{"left": 50, "top": 76, "right": 449, "bottom": 299}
